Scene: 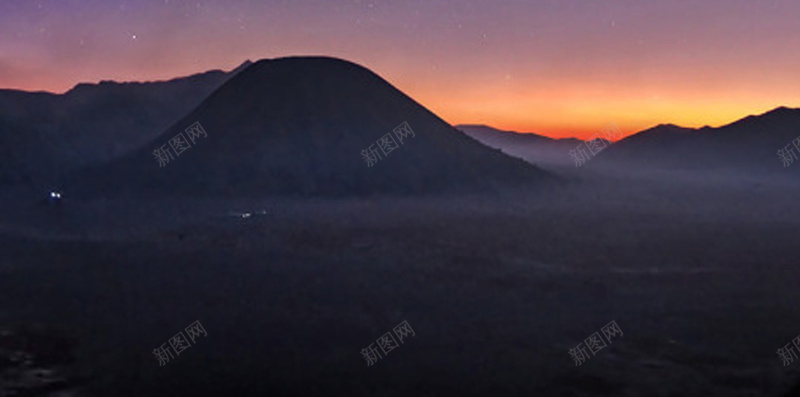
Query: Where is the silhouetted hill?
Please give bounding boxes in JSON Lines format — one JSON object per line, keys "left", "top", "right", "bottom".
{"left": 73, "top": 57, "right": 547, "bottom": 197}
{"left": 0, "top": 61, "right": 251, "bottom": 186}
{"left": 458, "top": 124, "right": 556, "bottom": 144}
{"left": 597, "top": 107, "right": 800, "bottom": 173}
{"left": 457, "top": 124, "right": 585, "bottom": 168}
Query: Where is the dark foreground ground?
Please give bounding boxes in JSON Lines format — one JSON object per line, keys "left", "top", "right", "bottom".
{"left": 0, "top": 170, "right": 799, "bottom": 396}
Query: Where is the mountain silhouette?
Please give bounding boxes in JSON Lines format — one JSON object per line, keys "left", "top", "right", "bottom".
{"left": 0, "top": 61, "right": 251, "bottom": 186}
{"left": 72, "top": 57, "right": 547, "bottom": 197}
{"left": 457, "top": 124, "right": 587, "bottom": 168}
{"left": 597, "top": 107, "right": 800, "bottom": 172}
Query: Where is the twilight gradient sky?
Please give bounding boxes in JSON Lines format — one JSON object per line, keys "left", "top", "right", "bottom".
{"left": 2, "top": 0, "right": 800, "bottom": 139}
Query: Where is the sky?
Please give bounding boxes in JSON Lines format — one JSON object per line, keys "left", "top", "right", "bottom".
{"left": 2, "top": 0, "right": 800, "bottom": 140}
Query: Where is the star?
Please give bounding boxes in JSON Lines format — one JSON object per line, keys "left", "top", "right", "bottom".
{"left": 132, "top": 34, "right": 137, "bottom": 40}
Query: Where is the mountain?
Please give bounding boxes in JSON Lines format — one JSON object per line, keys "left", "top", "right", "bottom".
{"left": 596, "top": 107, "right": 800, "bottom": 173}
{"left": 460, "top": 107, "right": 800, "bottom": 175}
{"left": 72, "top": 57, "right": 548, "bottom": 197}
{"left": 457, "top": 124, "right": 585, "bottom": 168}
{"left": 0, "top": 61, "right": 252, "bottom": 186}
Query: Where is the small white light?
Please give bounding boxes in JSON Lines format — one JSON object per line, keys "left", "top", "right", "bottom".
{"left": 50, "top": 191, "right": 61, "bottom": 199}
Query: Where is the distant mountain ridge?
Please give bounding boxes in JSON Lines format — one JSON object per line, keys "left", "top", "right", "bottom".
{"left": 0, "top": 61, "right": 252, "bottom": 186}
{"left": 457, "top": 124, "right": 560, "bottom": 143}
{"left": 596, "top": 106, "right": 800, "bottom": 172}
{"left": 459, "top": 107, "right": 800, "bottom": 174}
{"left": 456, "top": 124, "right": 585, "bottom": 168}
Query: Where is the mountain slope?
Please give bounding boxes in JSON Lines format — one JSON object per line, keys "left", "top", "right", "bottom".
{"left": 73, "top": 56, "right": 548, "bottom": 197}
{"left": 596, "top": 107, "right": 800, "bottom": 173}
{"left": 0, "top": 61, "right": 252, "bottom": 186}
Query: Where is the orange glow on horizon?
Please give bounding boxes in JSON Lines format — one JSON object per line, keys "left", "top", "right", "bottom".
{"left": 3, "top": 0, "right": 800, "bottom": 141}
{"left": 4, "top": 57, "right": 800, "bottom": 142}
{"left": 383, "top": 67, "right": 800, "bottom": 141}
